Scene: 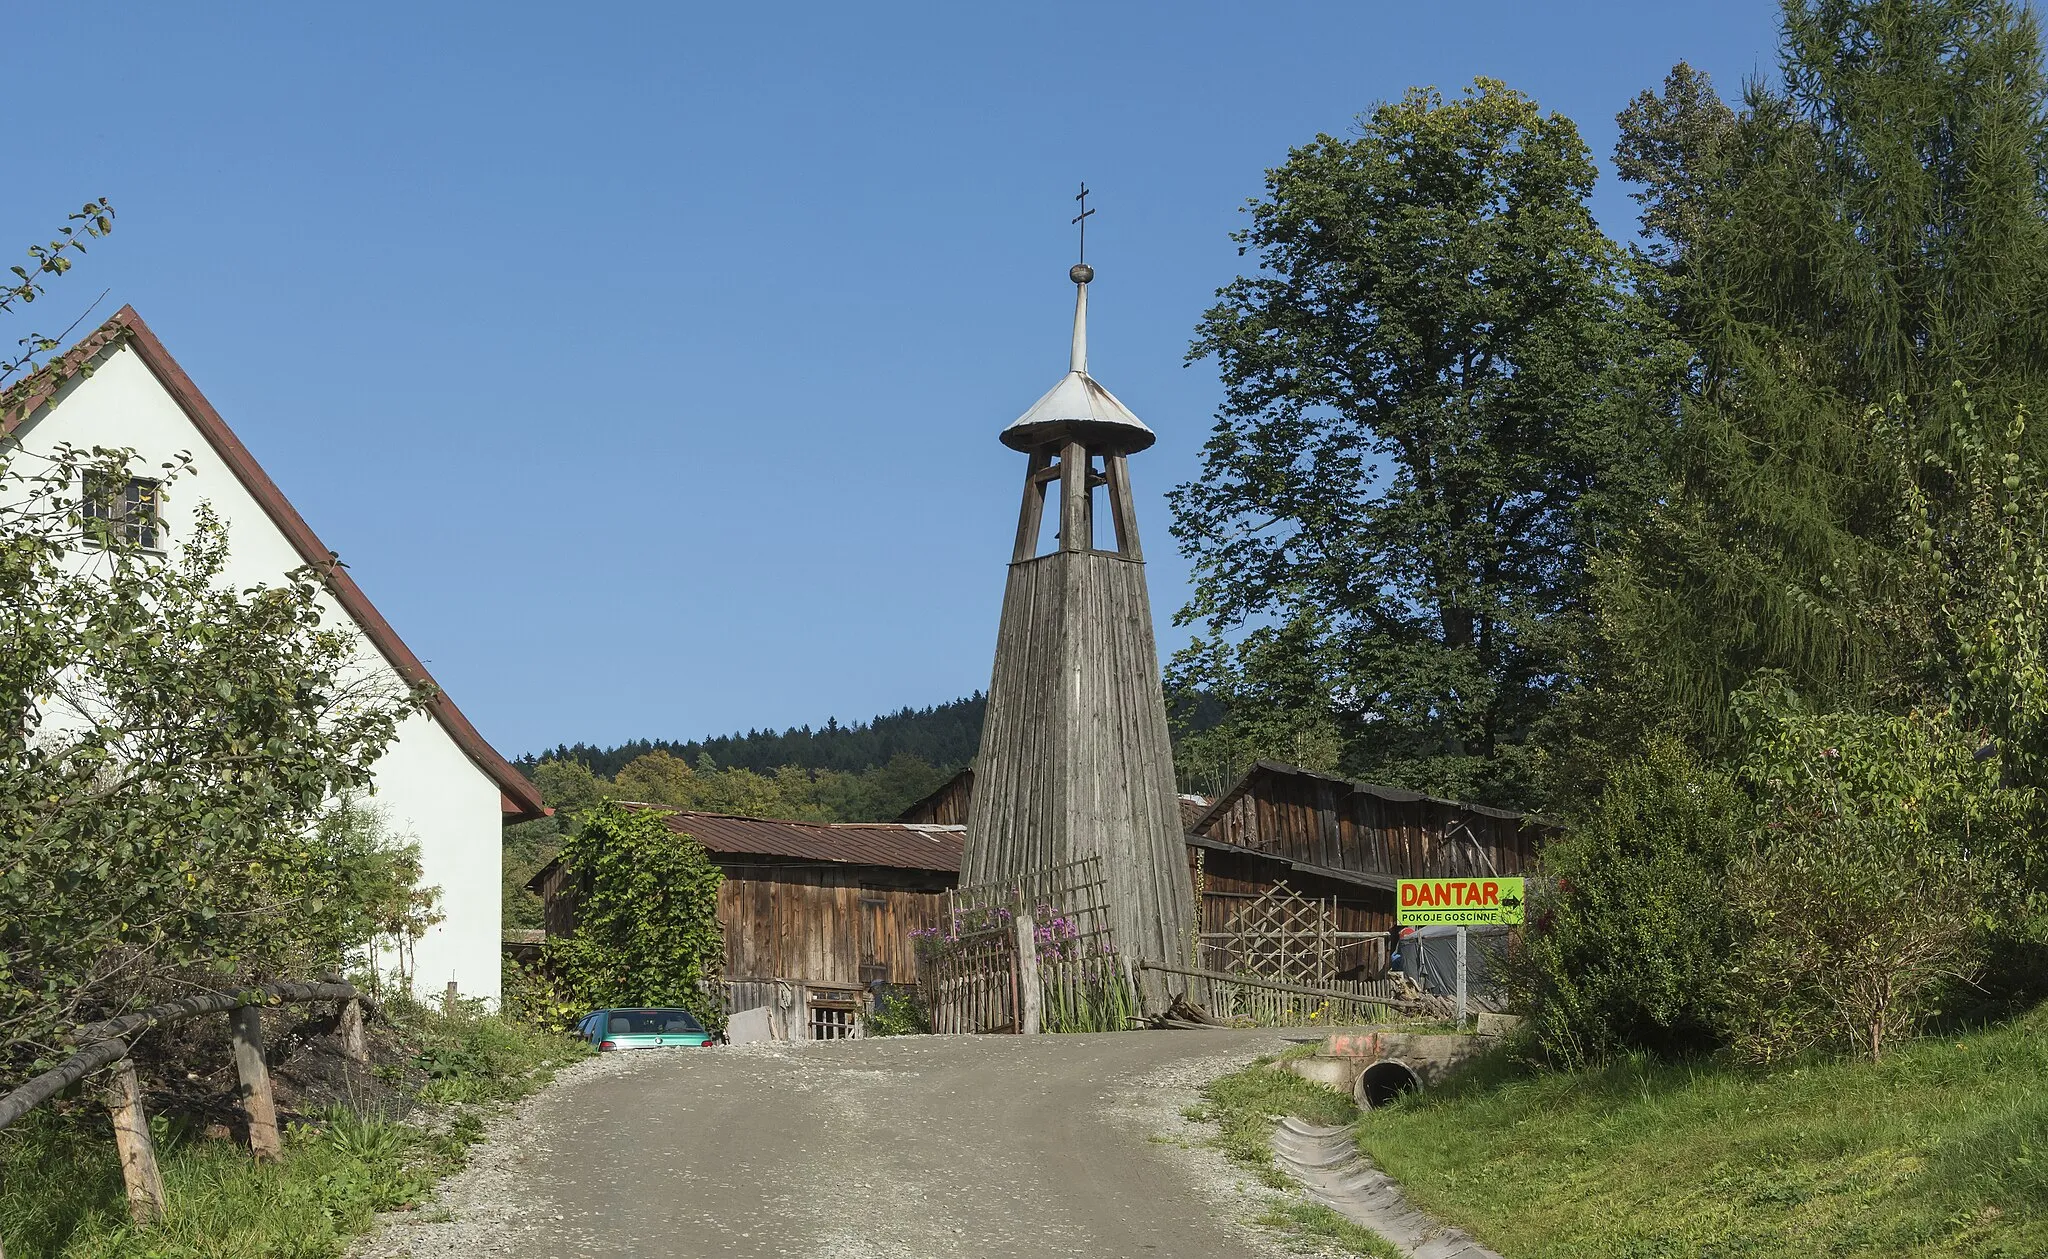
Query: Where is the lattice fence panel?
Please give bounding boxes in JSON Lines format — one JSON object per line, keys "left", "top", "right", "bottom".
{"left": 1201, "top": 881, "right": 1338, "bottom": 989}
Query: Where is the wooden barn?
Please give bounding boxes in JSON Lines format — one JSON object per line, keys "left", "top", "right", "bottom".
{"left": 525, "top": 809, "right": 962, "bottom": 1036}
{"left": 895, "top": 768, "right": 975, "bottom": 826}
{"left": 526, "top": 762, "right": 1552, "bottom": 1029}
{"left": 1184, "top": 761, "right": 1556, "bottom": 979}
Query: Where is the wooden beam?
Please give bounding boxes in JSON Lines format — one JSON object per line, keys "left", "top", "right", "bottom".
{"left": 1136, "top": 960, "right": 1436, "bottom": 1011}
{"left": 1014, "top": 912, "right": 1042, "bottom": 1035}
{"left": 230, "top": 1006, "right": 281, "bottom": 1162}
{"left": 103, "top": 1057, "right": 166, "bottom": 1225}
{"left": 339, "top": 997, "right": 369, "bottom": 1065}
{"left": 0, "top": 1037, "right": 129, "bottom": 1131}
{"left": 1013, "top": 450, "right": 1052, "bottom": 562}
{"left": 1058, "top": 440, "right": 1090, "bottom": 551}
{"left": 1106, "top": 452, "right": 1143, "bottom": 560}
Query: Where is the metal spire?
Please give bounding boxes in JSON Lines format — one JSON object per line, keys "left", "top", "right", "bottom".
{"left": 1069, "top": 184, "right": 1095, "bottom": 375}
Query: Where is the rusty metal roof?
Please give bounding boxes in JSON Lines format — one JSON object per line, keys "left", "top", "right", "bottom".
{"left": 651, "top": 810, "right": 964, "bottom": 872}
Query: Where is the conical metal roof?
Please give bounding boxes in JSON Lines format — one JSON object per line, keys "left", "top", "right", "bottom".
{"left": 1001, "top": 265, "right": 1156, "bottom": 453}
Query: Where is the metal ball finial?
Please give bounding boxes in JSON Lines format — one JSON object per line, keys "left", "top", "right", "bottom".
{"left": 1070, "top": 263, "right": 1094, "bottom": 285}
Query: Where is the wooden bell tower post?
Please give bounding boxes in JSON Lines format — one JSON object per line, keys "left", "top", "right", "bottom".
{"left": 964, "top": 243, "right": 1197, "bottom": 1012}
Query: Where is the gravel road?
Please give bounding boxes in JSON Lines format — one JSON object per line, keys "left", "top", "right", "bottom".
{"left": 353, "top": 1029, "right": 1317, "bottom": 1259}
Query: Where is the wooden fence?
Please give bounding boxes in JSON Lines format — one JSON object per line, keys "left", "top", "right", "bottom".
{"left": 0, "top": 979, "right": 371, "bottom": 1249}
{"left": 1138, "top": 961, "right": 1449, "bottom": 1026}
{"left": 920, "top": 856, "right": 1137, "bottom": 1034}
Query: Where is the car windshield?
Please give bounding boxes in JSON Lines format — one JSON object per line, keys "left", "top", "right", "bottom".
{"left": 603, "top": 1009, "right": 703, "bottom": 1035}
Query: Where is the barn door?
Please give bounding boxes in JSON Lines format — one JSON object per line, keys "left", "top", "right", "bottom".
{"left": 858, "top": 891, "right": 888, "bottom": 985}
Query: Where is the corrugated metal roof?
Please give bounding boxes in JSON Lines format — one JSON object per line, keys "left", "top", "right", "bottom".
{"left": 648, "top": 809, "right": 964, "bottom": 872}
{"left": 1000, "top": 275, "right": 1155, "bottom": 454}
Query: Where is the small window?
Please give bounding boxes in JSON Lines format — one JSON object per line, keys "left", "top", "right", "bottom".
{"left": 83, "top": 473, "right": 161, "bottom": 551}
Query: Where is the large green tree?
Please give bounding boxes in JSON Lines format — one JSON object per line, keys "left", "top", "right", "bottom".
{"left": 1609, "top": 0, "right": 2048, "bottom": 740}
{"left": 1172, "top": 78, "right": 1675, "bottom": 805}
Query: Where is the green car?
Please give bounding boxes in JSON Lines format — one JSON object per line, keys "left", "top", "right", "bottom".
{"left": 576, "top": 1008, "right": 716, "bottom": 1051}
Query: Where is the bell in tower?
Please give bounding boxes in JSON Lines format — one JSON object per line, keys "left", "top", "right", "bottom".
{"left": 963, "top": 244, "right": 1198, "bottom": 1012}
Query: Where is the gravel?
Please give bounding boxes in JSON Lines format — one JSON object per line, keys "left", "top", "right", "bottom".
{"left": 347, "top": 1030, "right": 1344, "bottom": 1259}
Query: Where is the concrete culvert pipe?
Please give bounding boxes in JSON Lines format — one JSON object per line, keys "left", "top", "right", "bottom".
{"left": 1356, "top": 1059, "right": 1421, "bottom": 1109}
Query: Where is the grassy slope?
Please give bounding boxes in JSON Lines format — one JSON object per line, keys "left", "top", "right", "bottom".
{"left": 0, "top": 1006, "right": 588, "bottom": 1258}
{"left": 1357, "top": 1007, "right": 2048, "bottom": 1259}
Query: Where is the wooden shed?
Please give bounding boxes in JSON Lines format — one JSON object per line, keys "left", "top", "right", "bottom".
{"left": 1184, "top": 761, "right": 1556, "bottom": 977}
{"left": 525, "top": 809, "right": 962, "bottom": 1032}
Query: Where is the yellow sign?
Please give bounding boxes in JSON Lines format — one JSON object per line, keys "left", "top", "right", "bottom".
{"left": 1397, "top": 877, "right": 1526, "bottom": 926}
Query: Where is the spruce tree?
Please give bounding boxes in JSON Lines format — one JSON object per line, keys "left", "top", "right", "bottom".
{"left": 1611, "top": 0, "right": 2048, "bottom": 737}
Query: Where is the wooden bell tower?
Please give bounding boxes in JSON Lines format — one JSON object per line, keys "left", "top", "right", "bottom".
{"left": 964, "top": 250, "right": 1197, "bottom": 1010}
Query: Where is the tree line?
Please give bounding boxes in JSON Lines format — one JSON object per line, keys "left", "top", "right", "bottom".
{"left": 522, "top": 693, "right": 986, "bottom": 780}
{"left": 1174, "top": 0, "right": 2048, "bottom": 1062}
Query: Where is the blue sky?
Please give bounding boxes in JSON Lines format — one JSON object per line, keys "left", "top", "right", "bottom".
{"left": 4, "top": 2, "right": 1782, "bottom": 757}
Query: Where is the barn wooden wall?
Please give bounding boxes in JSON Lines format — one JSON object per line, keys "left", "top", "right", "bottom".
{"left": 897, "top": 770, "right": 974, "bottom": 826}
{"left": 1196, "top": 771, "right": 1548, "bottom": 880}
{"left": 717, "top": 864, "right": 948, "bottom": 987}
{"left": 1190, "top": 845, "right": 1393, "bottom": 979}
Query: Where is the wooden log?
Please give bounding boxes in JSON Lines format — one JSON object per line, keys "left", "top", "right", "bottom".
{"left": 71, "top": 981, "right": 360, "bottom": 1047}
{"left": 230, "top": 1006, "right": 281, "bottom": 1162}
{"left": 103, "top": 1056, "right": 166, "bottom": 1225}
{"left": 0, "top": 1037, "right": 130, "bottom": 1131}
{"left": 338, "top": 997, "right": 369, "bottom": 1065}
{"left": 1014, "top": 913, "right": 1042, "bottom": 1036}
{"left": 1136, "top": 960, "right": 1435, "bottom": 1011}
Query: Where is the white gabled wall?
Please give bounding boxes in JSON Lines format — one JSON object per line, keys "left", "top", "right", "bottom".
{"left": 8, "top": 342, "right": 506, "bottom": 1004}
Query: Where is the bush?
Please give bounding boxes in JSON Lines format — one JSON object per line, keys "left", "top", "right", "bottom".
{"left": 863, "top": 988, "right": 929, "bottom": 1036}
{"left": 540, "top": 802, "right": 725, "bottom": 1030}
{"left": 1513, "top": 737, "right": 1747, "bottom": 1067}
{"left": 1724, "top": 694, "right": 2019, "bottom": 1062}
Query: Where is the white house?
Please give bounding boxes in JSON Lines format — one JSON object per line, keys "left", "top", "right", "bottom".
{"left": 1, "top": 307, "right": 545, "bottom": 1004}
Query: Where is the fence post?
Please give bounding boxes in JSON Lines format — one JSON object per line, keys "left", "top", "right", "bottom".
{"left": 102, "top": 1055, "right": 167, "bottom": 1224}
{"left": 338, "top": 997, "right": 369, "bottom": 1065}
{"left": 1454, "top": 925, "right": 1469, "bottom": 1029}
{"left": 230, "top": 1005, "right": 282, "bottom": 1161}
{"left": 1014, "top": 912, "right": 1041, "bottom": 1035}
{"left": 443, "top": 980, "right": 459, "bottom": 1014}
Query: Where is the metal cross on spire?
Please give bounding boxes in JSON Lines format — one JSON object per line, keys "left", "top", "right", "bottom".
{"left": 1072, "top": 183, "right": 1095, "bottom": 265}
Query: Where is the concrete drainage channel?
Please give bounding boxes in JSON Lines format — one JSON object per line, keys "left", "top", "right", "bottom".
{"left": 1270, "top": 1119, "right": 1505, "bottom": 1259}
{"left": 1267, "top": 1021, "right": 1517, "bottom": 1258}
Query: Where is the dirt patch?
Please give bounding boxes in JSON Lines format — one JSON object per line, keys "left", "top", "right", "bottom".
{"left": 121, "top": 1002, "right": 422, "bottom": 1142}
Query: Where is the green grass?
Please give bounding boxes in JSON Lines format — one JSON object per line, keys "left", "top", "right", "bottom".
{"left": 1189, "top": 1060, "right": 1401, "bottom": 1256}
{"left": 0, "top": 1006, "right": 587, "bottom": 1258}
{"left": 1252, "top": 1199, "right": 1406, "bottom": 1259}
{"left": 1355, "top": 1007, "right": 2048, "bottom": 1258}
{"left": 1193, "top": 1058, "right": 1361, "bottom": 1189}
